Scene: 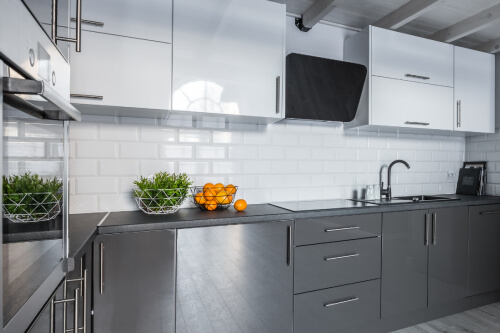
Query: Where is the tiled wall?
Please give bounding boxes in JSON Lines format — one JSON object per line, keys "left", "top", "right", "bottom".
{"left": 69, "top": 118, "right": 465, "bottom": 213}
{"left": 466, "top": 131, "right": 500, "bottom": 195}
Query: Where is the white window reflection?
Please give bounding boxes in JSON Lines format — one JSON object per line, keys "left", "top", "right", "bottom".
{"left": 173, "top": 81, "right": 240, "bottom": 115}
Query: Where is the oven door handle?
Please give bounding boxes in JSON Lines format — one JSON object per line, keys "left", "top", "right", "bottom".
{"left": 2, "top": 77, "right": 81, "bottom": 121}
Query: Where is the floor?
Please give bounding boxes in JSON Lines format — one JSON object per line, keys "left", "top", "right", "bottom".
{"left": 393, "top": 302, "right": 500, "bottom": 333}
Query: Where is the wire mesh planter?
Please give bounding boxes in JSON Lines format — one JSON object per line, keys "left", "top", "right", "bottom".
{"left": 3, "top": 192, "right": 62, "bottom": 223}
{"left": 133, "top": 188, "right": 189, "bottom": 214}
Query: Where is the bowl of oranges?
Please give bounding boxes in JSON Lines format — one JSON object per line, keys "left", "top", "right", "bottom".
{"left": 191, "top": 183, "right": 238, "bottom": 211}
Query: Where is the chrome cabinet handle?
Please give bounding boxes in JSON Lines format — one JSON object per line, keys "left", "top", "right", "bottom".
{"left": 457, "top": 100, "right": 462, "bottom": 128}
{"left": 100, "top": 243, "right": 104, "bottom": 294}
{"left": 50, "top": 297, "right": 55, "bottom": 333}
{"left": 480, "top": 210, "right": 500, "bottom": 215}
{"left": 74, "top": 288, "right": 80, "bottom": 333}
{"left": 53, "top": 0, "right": 82, "bottom": 52}
{"left": 71, "top": 18, "right": 104, "bottom": 27}
{"left": 424, "top": 214, "right": 429, "bottom": 246}
{"left": 325, "top": 226, "right": 360, "bottom": 232}
{"left": 432, "top": 213, "right": 437, "bottom": 245}
{"left": 405, "top": 74, "right": 430, "bottom": 80}
{"left": 405, "top": 121, "right": 430, "bottom": 126}
{"left": 324, "top": 297, "right": 359, "bottom": 307}
{"left": 286, "top": 226, "right": 292, "bottom": 266}
{"left": 324, "top": 253, "right": 359, "bottom": 261}
{"left": 82, "top": 269, "right": 87, "bottom": 333}
{"left": 276, "top": 76, "right": 281, "bottom": 114}
{"left": 70, "top": 94, "right": 103, "bottom": 100}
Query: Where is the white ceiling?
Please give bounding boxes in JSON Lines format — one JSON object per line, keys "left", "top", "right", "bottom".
{"left": 269, "top": 0, "right": 500, "bottom": 49}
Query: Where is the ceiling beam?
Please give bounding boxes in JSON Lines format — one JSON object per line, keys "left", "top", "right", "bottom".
{"left": 429, "top": 3, "right": 500, "bottom": 43}
{"left": 373, "top": 0, "right": 445, "bottom": 30}
{"left": 296, "top": 0, "right": 337, "bottom": 32}
{"left": 475, "top": 37, "right": 500, "bottom": 54}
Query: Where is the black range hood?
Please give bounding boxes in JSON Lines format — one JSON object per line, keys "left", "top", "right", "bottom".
{"left": 285, "top": 53, "right": 367, "bottom": 122}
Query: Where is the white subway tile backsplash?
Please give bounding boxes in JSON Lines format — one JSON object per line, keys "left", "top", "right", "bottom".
{"left": 69, "top": 119, "right": 468, "bottom": 214}
{"left": 48, "top": 143, "right": 64, "bottom": 158}
{"left": 25, "top": 123, "right": 63, "bottom": 139}
{"left": 5, "top": 141, "right": 45, "bottom": 158}
{"left": 24, "top": 161, "right": 63, "bottom": 176}
{"left": 4, "top": 121, "right": 19, "bottom": 137}
{"left": 70, "top": 195, "right": 97, "bottom": 214}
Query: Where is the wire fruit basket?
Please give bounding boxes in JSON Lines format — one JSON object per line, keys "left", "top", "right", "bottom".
{"left": 133, "top": 188, "right": 189, "bottom": 214}
{"left": 3, "top": 192, "right": 62, "bottom": 223}
{"left": 190, "top": 186, "right": 238, "bottom": 211}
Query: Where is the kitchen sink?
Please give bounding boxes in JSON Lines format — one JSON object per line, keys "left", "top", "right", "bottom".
{"left": 351, "top": 195, "right": 461, "bottom": 206}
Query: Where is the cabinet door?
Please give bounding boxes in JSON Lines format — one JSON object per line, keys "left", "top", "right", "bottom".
{"left": 93, "top": 230, "right": 176, "bottom": 333}
{"left": 428, "top": 206, "right": 468, "bottom": 307}
{"left": 381, "top": 210, "right": 428, "bottom": 318}
{"left": 468, "top": 205, "right": 500, "bottom": 295}
{"left": 454, "top": 47, "right": 495, "bottom": 133}
{"left": 371, "top": 26, "right": 454, "bottom": 87}
{"left": 173, "top": 0, "right": 285, "bottom": 118}
{"left": 70, "top": 31, "right": 171, "bottom": 111}
{"left": 371, "top": 76, "right": 454, "bottom": 130}
{"left": 176, "top": 221, "right": 293, "bottom": 333}
{"left": 70, "top": 0, "right": 172, "bottom": 43}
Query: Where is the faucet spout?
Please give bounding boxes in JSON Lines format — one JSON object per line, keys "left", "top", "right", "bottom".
{"left": 381, "top": 160, "right": 411, "bottom": 200}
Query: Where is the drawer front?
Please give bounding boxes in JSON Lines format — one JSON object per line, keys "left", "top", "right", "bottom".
{"left": 295, "top": 213, "right": 381, "bottom": 246}
{"left": 371, "top": 26, "right": 454, "bottom": 87}
{"left": 295, "top": 238, "right": 381, "bottom": 294}
{"left": 294, "top": 279, "right": 380, "bottom": 333}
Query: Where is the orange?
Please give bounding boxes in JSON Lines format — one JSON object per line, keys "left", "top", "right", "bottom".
{"left": 215, "top": 190, "right": 230, "bottom": 204}
{"left": 213, "top": 183, "right": 225, "bottom": 193}
{"left": 194, "top": 192, "right": 206, "bottom": 205}
{"left": 203, "top": 187, "right": 217, "bottom": 201}
{"left": 205, "top": 200, "right": 218, "bottom": 211}
{"left": 203, "top": 183, "right": 214, "bottom": 192}
{"left": 234, "top": 199, "right": 247, "bottom": 212}
{"left": 225, "top": 184, "right": 236, "bottom": 195}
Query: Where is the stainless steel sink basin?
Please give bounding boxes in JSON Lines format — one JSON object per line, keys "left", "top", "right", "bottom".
{"left": 351, "top": 195, "right": 460, "bottom": 206}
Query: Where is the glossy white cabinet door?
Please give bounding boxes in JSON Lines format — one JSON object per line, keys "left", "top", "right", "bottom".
{"left": 70, "top": 0, "right": 172, "bottom": 43}
{"left": 371, "top": 26, "right": 454, "bottom": 88}
{"left": 173, "top": 0, "right": 285, "bottom": 118}
{"left": 371, "top": 76, "right": 453, "bottom": 131}
{"left": 454, "top": 47, "right": 495, "bottom": 133}
{"left": 70, "top": 30, "right": 171, "bottom": 110}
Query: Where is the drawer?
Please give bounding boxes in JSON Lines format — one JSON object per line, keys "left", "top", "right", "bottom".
{"left": 295, "top": 213, "right": 381, "bottom": 246}
{"left": 294, "top": 237, "right": 380, "bottom": 294}
{"left": 294, "top": 279, "right": 380, "bottom": 333}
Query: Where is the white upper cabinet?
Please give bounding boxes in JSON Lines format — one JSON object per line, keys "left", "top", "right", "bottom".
{"left": 371, "top": 27, "right": 454, "bottom": 88}
{"left": 70, "top": 0, "right": 172, "bottom": 43}
{"left": 172, "top": 0, "right": 286, "bottom": 120}
{"left": 70, "top": 31, "right": 171, "bottom": 114}
{"left": 344, "top": 26, "right": 495, "bottom": 135}
{"left": 454, "top": 47, "right": 495, "bottom": 134}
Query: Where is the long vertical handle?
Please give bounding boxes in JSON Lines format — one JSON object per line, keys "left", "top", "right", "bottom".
{"left": 286, "top": 226, "right": 292, "bottom": 266}
{"left": 100, "top": 243, "right": 104, "bottom": 294}
{"left": 457, "top": 100, "right": 461, "bottom": 128}
{"left": 424, "top": 214, "right": 429, "bottom": 246}
{"left": 276, "top": 76, "right": 281, "bottom": 114}
{"left": 82, "top": 269, "right": 87, "bottom": 333}
{"left": 51, "top": 0, "right": 58, "bottom": 41}
{"left": 50, "top": 297, "right": 55, "bottom": 333}
{"left": 74, "top": 288, "right": 79, "bottom": 333}
{"left": 432, "top": 213, "right": 437, "bottom": 245}
{"left": 75, "top": 0, "right": 82, "bottom": 52}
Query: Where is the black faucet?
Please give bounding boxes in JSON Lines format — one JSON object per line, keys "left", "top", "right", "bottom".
{"left": 380, "top": 160, "right": 411, "bottom": 200}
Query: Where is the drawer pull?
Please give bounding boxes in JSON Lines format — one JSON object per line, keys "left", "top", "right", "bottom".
{"left": 324, "top": 226, "right": 360, "bottom": 232}
{"left": 405, "top": 121, "right": 430, "bottom": 126}
{"left": 480, "top": 210, "right": 500, "bottom": 215}
{"left": 71, "top": 94, "right": 104, "bottom": 100}
{"left": 324, "top": 297, "right": 359, "bottom": 307}
{"left": 405, "top": 74, "right": 430, "bottom": 80}
{"left": 324, "top": 253, "right": 359, "bottom": 261}
{"left": 71, "top": 17, "right": 105, "bottom": 27}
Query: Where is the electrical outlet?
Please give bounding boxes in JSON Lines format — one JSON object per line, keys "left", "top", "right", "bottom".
{"left": 447, "top": 171, "right": 457, "bottom": 180}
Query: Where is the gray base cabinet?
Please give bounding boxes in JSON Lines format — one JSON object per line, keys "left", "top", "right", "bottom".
{"left": 468, "top": 205, "right": 500, "bottom": 295}
{"left": 382, "top": 207, "right": 468, "bottom": 318}
{"left": 176, "top": 221, "right": 293, "bottom": 333}
{"left": 93, "top": 230, "right": 176, "bottom": 333}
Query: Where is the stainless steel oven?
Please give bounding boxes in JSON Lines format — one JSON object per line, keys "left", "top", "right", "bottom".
{"left": 0, "top": 1, "right": 81, "bottom": 331}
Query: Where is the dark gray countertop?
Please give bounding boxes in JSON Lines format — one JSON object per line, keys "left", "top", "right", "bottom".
{"left": 97, "top": 194, "right": 500, "bottom": 234}
{"left": 68, "top": 212, "right": 107, "bottom": 260}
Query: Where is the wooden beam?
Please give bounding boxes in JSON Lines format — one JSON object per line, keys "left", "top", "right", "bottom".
{"left": 373, "top": 0, "right": 444, "bottom": 30}
{"left": 301, "top": 0, "right": 337, "bottom": 31}
{"left": 429, "top": 3, "right": 500, "bottom": 42}
{"left": 475, "top": 37, "right": 500, "bottom": 54}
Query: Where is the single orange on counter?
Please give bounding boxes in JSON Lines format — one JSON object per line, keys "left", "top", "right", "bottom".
{"left": 205, "top": 200, "right": 218, "bottom": 211}
{"left": 194, "top": 192, "right": 206, "bottom": 205}
{"left": 225, "top": 184, "right": 236, "bottom": 195}
{"left": 234, "top": 199, "right": 247, "bottom": 212}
